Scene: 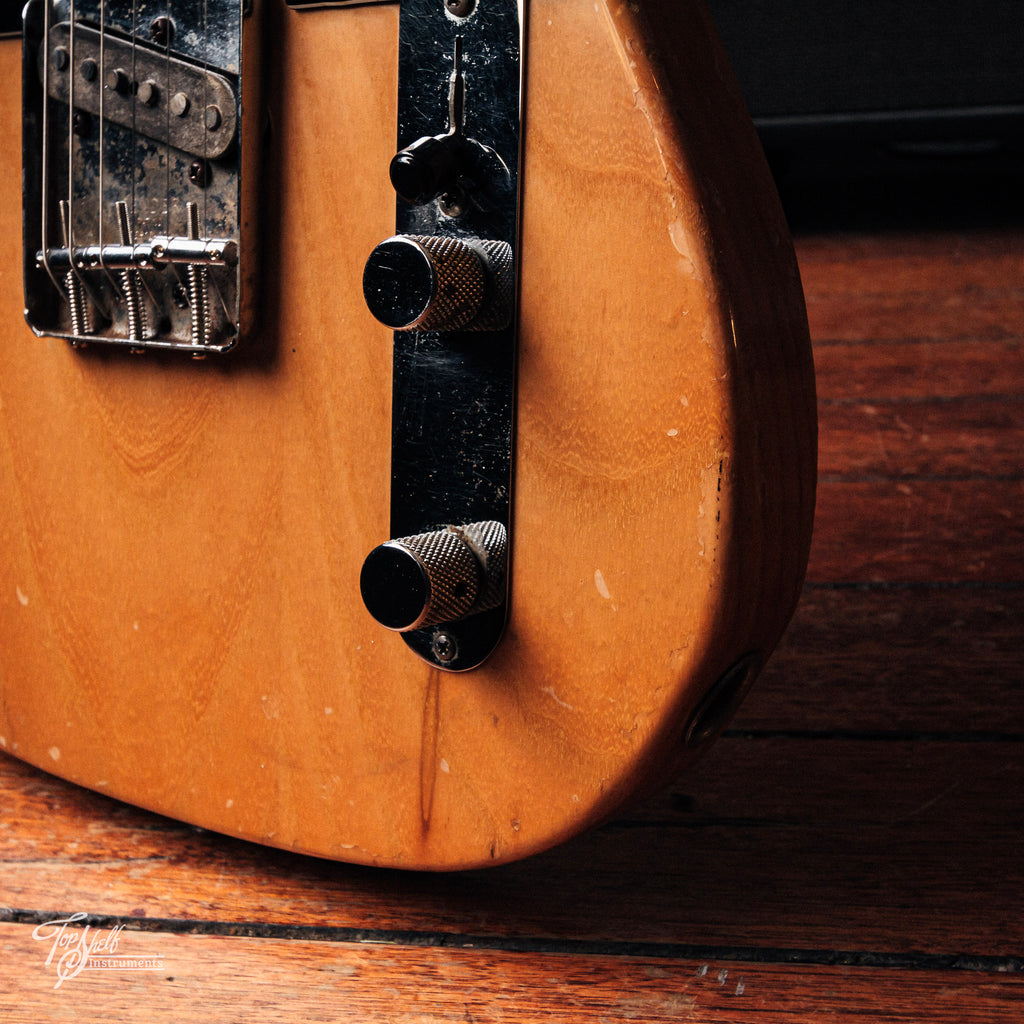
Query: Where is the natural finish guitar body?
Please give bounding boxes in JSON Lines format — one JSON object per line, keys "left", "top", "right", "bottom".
{"left": 0, "top": 0, "right": 815, "bottom": 869}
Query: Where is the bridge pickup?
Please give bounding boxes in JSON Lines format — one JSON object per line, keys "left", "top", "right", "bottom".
{"left": 43, "top": 21, "right": 238, "bottom": 159}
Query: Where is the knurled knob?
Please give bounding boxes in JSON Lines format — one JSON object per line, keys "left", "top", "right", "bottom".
{"left": 363, "top": 235, "right": 512, "bottom": 332}
{"left": 360, "top": 521, "right": 507, "bottom": 632}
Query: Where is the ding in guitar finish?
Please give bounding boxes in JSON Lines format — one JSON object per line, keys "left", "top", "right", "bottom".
{"left": 22, "top": 0, "right": 258, "bottom": 354}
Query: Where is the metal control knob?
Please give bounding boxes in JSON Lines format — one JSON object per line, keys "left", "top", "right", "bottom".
{"left": 360, "top": 521, "right": 507, "bottom": 632}
{"left": 363, "top": 235, "right": 513, "bottom": 333}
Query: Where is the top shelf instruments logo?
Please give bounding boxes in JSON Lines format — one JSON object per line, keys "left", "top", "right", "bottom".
{"left": 31, "top": 913, "right": 165, "bottom": 989}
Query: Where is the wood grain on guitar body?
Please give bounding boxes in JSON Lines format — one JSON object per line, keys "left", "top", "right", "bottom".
{"left": 0, "top": 0, "right": 816, "bottom": 869}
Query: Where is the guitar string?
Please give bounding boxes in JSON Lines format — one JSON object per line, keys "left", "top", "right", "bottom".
{"left": 128, "top": 0, "right": 162, "bottom": 334}
{"left": 130, "top": 0, "right": 138, "bottom": 243}
{"left": 97, "top": 0, "right": 110, "bottom": 287}
{"left": 163, "top": 0, "right": 171, "bottom": 240}
{"left": 44, "top": 1, "right": 223, "bottom": 342}
{"left": 202, "top": 0, "right": 209, "bottom": 246}
{"left": 162, "top": 0, "right": 192, "bottom": 339}
{"left": 129, "top": 0, "right": 162, "bottom": 335}
{"left": 137, "top": 0, "right": 166, "bottom": 331}
{"left": 198, "top": 0, "right": 216, "bottom": 343}
{"left": 38, "top": 0, "right": 62, "bottom": 295}
{"left": 90, "top": 0, "right": 117, "bottom": 322}
{"left": 66, "top": 0, "right": 75, "bottom": 267}
{"left": 201, "top": 0, "right": 236, "bottom": 333}
{"left": 63, "top": 0, "right": 97, "bottom": 334}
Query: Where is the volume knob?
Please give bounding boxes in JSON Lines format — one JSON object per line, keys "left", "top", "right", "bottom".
{"left": 360, "top": 521, "right": 507, "bottom": 632}
{"left": 363, "top": 235, "right": 512, "bottom": 332}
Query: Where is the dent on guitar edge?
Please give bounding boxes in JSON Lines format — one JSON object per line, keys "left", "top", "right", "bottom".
{"left": 601, "top": 0, "right": 721, "bottom": 284}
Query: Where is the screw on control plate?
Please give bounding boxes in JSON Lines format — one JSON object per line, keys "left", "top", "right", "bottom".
{"left": 446, "top": 0, "right": 476, "bottom": 17}
{"left": 431, "top": 631, "right": 459, "bottom": 664}
{"left": 438, "top": 191, "right": 468, "bottom": 218}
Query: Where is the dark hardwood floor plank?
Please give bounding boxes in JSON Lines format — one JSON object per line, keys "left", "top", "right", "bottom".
{"left": 808, "top": 479, "right": 1024, "bottom": 583}
{"left": 795, "top": 232, "right": 1024, "bottom": 294}
{"left": 1, "top": 923, "right": 1020, "bottom": 1024}
{"left": 817, "top": 397, "right": 1024, "bottom": 480}
{"left": 796, "top": 231, "right": 1024, "bottom": 346}
{"left": 813, "top": 338, "right": 1024, "bottom": 405}
{"left": 740, "top": 585, "right": 1024, "bottom": 734}
{"left": 3, "top": 740, "right": 1021, "bottom": 957}
{"left": 807, "top": 293, "right": 1024, "bottom": 347}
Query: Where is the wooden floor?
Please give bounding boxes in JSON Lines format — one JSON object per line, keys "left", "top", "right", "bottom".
{"left": 2, "top": 162, "right": 1023, "bottom": 1018}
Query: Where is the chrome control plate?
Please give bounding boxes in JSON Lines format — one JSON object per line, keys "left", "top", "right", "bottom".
{"left": 288, "top": 0, "right": 524, "bottom": 670}
{"left": 381, "top": 0, "right": 523, "bottom": 671}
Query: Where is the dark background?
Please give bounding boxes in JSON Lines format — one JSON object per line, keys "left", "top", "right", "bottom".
{"left": 705, "top": 0, "right": 1024, "bottom": 229}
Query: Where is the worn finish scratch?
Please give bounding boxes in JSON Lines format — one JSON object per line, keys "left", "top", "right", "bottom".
{"left": 540, "top": 686, "right": 574, "bottom": 711}
{"left": 420, "top": 670, "right": 442, "bottom": 832}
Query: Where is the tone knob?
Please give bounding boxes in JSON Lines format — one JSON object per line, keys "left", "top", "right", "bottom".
{"left": 360, "top": 521, "right": 507, "bottom": 632}
{"left": 363, "top": 235, "right": 512, "bottom": 332}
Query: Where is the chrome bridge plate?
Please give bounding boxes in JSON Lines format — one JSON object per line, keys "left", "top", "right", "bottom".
{"left": 22, "top": 0, "right": 256, "bottom": 354}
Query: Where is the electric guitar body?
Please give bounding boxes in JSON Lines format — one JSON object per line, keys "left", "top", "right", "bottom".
{"left": 0, "top": 0, "right": 815, "bottom": 869}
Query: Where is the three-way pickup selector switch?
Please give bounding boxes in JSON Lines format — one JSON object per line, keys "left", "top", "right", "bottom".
{"left": 363, "top": 235, "right": 513, "bottom": 333}
{"left": 360, "top": 521, "right": 507, "bottom": 633}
